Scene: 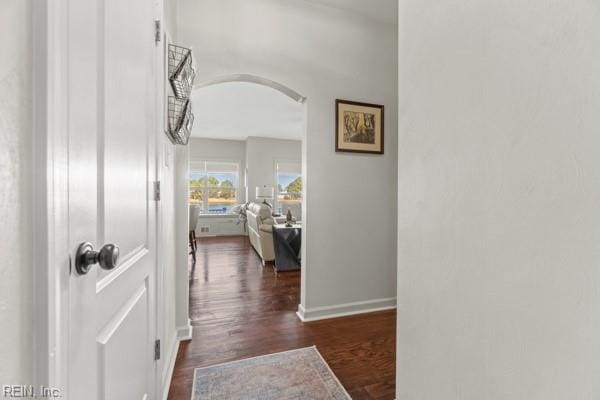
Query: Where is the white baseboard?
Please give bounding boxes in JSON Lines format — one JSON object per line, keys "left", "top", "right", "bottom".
{"left": 161, "top": 321, "right": 193, "bottom": 400}
{"left": 177, "top": 318, "right": 193, "bottom": 341}
{"left": 161, "top": 337, "right": 180, "bottom": 400}
{"left": 296, "top": 297, "right": 396, "bottom": 322}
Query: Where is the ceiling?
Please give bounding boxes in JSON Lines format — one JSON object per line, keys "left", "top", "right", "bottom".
{"left": 300, "top": 0, "right": 397, "bottom": 25}
{"left": 190, "top": 82, "right": 304, "bottom": 141}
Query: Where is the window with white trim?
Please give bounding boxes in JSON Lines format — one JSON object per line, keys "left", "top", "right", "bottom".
{"left": 189, "top": 161, "right": 239, "bottom": 214}
{"left": 275, "top": 161, "right": 302, "bottom": 215}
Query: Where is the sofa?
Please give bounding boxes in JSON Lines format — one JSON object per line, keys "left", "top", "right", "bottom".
{"left": 246, "top": 202, "right": 277, "bottom": 264}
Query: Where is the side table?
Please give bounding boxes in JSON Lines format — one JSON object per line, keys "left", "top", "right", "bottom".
{"left": 272, "top": 224, "right": 302, "bottom": 271}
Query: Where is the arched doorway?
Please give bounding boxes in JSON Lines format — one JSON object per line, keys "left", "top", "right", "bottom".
{"left": 184, "top": 73, "right": 309, "bottom": 329}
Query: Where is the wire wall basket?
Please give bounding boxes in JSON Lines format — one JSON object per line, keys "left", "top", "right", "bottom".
{"left": 168, "top": 44, "right": 195, "bottom": 99}
{"left": 167, "top": 96, "right": 194, "bottom": 145}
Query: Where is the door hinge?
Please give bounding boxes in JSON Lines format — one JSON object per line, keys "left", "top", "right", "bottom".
{"left": 154, "top": 339, "right": 161, "bottom": 361}
{"left": 153, "top": 181, "right": 161, "bottom": 201}
{"left": 154, "top": 20, "right": 161, "bottom": 44}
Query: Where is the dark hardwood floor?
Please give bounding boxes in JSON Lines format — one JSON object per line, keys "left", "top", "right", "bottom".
{"left": 168, "top": 236, "right": 396, "bottom": 400}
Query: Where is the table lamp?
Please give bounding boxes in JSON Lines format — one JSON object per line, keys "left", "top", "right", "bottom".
{"left": 256, "top": 185, "right": 274, "bottom": 208}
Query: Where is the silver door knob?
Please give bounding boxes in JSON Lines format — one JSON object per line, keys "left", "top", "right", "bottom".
{"left": 75, "top": 242, "right": 120, "bottom": 275}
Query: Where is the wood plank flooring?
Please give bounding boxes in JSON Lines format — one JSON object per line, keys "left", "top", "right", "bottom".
{"left": 168, "top": 236, "right": 396, "bottom": 400}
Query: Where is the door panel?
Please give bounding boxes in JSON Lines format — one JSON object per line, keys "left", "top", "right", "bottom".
{"left": 103, "top": 0, "right": 152, "bottom": 268}
{"left": 97, "top": 283, "right": 149, "bottom": 400}
{"left": 68, "top": 0, "right": 157, "bottom": 399}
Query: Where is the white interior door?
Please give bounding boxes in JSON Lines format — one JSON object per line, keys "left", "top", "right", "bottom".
{"left": 67, "top": 0, "right": 158, "bottom": 399}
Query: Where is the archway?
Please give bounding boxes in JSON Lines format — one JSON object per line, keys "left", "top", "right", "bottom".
{"left": 186, "top": 74, "right": 309, "bottom": 323}
{"left": 195, "top": 74, "right": 307, "bottom": 103}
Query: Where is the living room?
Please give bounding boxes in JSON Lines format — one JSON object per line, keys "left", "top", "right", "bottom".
{"left": 188, "top": 77, "right": 304, "bottom": 261}
{"left": 189, "top": 136, "right": 302, "bottom": 235}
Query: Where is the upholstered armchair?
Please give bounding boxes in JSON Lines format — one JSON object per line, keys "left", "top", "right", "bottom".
{"left": 246, "top": 202, "right": 276, "bottom": 264}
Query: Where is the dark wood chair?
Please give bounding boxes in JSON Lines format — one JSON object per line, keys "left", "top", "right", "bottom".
{"left": 189, "top": 205, "right": 201, "bottom": 264}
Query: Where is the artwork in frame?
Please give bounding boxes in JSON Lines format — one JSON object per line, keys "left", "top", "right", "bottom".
{"left": 335, "top": 99, "right": 384, "bottom": 154}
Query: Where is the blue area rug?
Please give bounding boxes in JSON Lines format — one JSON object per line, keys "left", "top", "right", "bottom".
{"left": 192, "top": 346, "right": 351, "bottom": 399}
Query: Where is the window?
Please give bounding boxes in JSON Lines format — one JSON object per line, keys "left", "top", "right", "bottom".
{"left": 190, "top": 161, "right": 239, "bottom": 214}
{"left": 275, "top": 161, "right": 302, "bottom": 215}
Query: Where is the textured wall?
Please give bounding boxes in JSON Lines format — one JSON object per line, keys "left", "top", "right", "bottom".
{"left": 397, "top": 1, "right": 600, "bottom": 398}
{"left": 0, "top": 0, "right": 32, "bottom": 386}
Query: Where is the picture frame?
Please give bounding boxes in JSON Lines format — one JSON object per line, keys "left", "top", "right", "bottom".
{"left": 335, "top": 99, "right": 384, "bottom": 154}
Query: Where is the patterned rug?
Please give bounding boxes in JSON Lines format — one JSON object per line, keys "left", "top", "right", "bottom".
{"left": 191, "top": 346, "right": 351, "bottom": 399}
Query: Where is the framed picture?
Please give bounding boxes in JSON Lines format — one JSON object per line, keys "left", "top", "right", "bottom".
{"left": 335, "top": 99, "right": 384, "bottom": 154}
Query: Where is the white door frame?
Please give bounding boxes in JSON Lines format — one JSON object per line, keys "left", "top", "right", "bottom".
{"left": 31, "top": 1, "right": 165, "bottom": 395}
{"left": 32, "top": 0, "right": 70, "bottom": 391}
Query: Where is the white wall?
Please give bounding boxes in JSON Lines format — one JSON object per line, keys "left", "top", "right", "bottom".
{"left": 174, "top": 145, "right": 190, "bottom": 338}
{"left": 178, "top": 0, "right": 398, "bottom": 317}
{"left": 397, "top": 1, "right": 600, "bottom": 399}
{"left": 164, "top": 0, "right": 177, "bottom": 41}
{"left": 0, "top": 0, "right": 32, "bottom": 386}
{"left": 246, "top": 136, "right": 301, "bottom": 204}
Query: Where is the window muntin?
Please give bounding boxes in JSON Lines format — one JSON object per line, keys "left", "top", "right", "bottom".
{"left": 275, "top": 162, "right": 302, "bottom": 215}
{"left": 189, "top": 161, "right": 239, "bottom": 214}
